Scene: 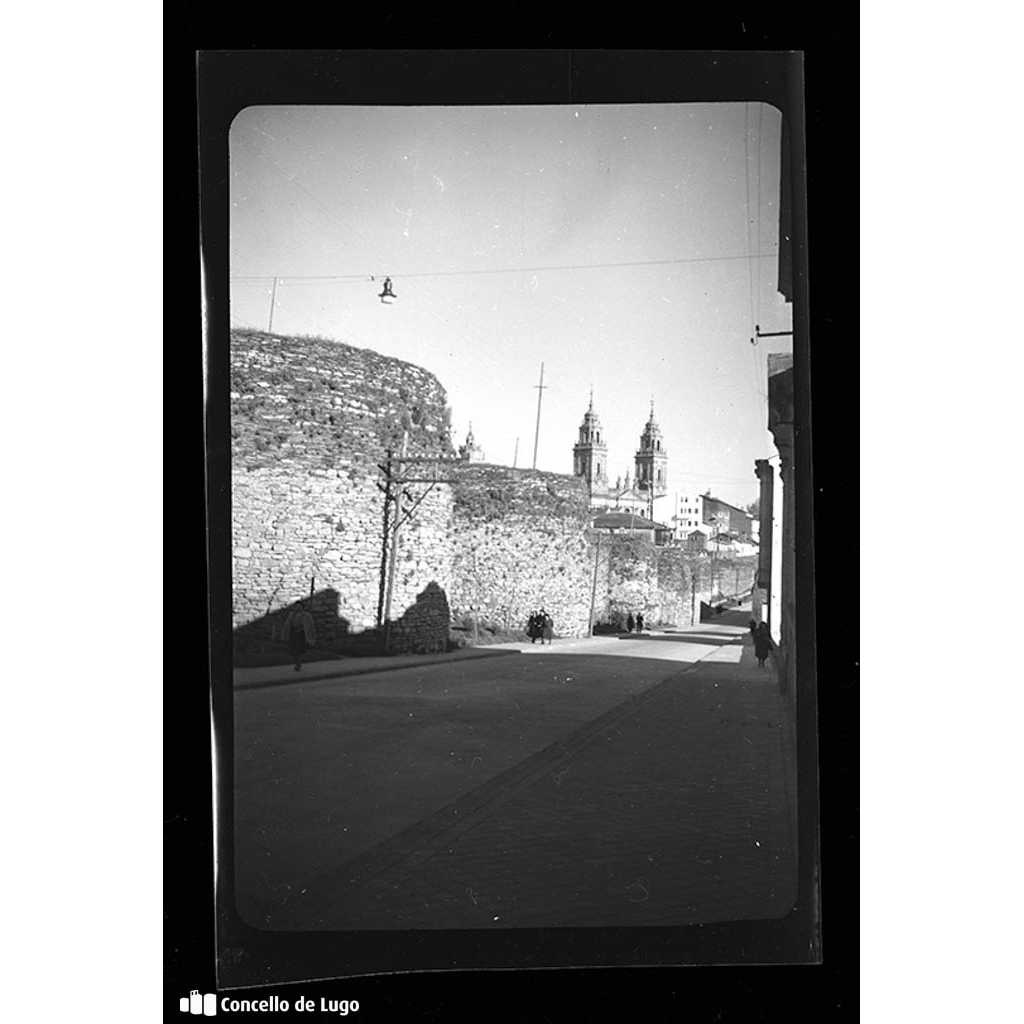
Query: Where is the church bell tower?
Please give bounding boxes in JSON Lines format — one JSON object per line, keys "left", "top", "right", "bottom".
{"left": 635, "top": 401, "right": 668, "bottom": 508}
{"left": 572, "top": 390, "right": 609, "bottom": 497}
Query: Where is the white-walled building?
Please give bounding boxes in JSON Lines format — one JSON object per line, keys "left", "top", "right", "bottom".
{"left": 673, "top": 491, "right": 707, "bottom": 541}
{"left": 673, "top": 491, "right": 758, "bottom": 546}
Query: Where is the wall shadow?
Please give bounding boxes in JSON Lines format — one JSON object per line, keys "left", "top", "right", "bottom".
{"left": 234, "top": 641, "right": 794, "bottom": 934}
{"left": 233, "top": 587, "right": 350, "bottom": 667}
{"left": 305, "top": 581, "right": 456, "bottom": 659}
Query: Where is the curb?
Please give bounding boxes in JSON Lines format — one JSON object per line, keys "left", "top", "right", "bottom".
{"left": 233, "top": 646, "right": 522, "bottom": 691}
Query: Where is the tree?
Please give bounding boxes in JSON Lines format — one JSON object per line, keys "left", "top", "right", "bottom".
{"left": 744, "top": 498, "right": 760, "bottom": 517}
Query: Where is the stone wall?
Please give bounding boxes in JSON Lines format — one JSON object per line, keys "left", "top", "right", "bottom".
{"left": 229, "top": 329, "right": 757, "bottom": 649}
{"left": 448, "top": 465, "right": 592, "bottom": 637}
{"left": 593, "top": 535, "right": 758, "bottom": 628}
{"left": 231, "top": 330, "right": 455, "bottom": 639}
{"left": 386, "top": 581, "right": 452, "bottom": 655}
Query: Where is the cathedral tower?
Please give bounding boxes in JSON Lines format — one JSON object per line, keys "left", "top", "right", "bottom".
{"left": 572, "top": 390, "right": 609, "bottom": 496}
{"left": 634, "top": 401, "right": 668, "bottom": 500}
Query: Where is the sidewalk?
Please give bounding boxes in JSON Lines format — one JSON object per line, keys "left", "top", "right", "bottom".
{"left": 233, "top": 644, "right": 524, "bottom": 690}
{"left": 278, "top": 630, "right": 799, "bottom": 931}
{"left": 232, "top": 629, "right": 712, "bottom": 690}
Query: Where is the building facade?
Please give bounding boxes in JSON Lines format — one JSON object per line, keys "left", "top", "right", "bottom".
{"left": 673, "top": 492, "right": 756, "bottom": 545}
{"left": 572, "top": 397, "right": 671, "bottom": 525}
{"left": 702, "top": 494, "right": 755, "bottom": 541}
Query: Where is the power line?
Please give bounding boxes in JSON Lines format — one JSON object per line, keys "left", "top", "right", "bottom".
{"left": 232, "top": 128, "right": 782, "bottom": 382}
{"left": 756, "top": 102, "right": 764, "bottom": 330}
{"left": 233, "top": 130, "right": 526, "bottom": 368}
{"left": 744, "top": 104, "right": 757, "bottom": 335}
{"left": 227, "top": 252, "right": 780, "bottom": 284}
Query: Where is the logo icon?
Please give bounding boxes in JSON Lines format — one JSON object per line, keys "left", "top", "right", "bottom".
{"left": 180, "top": 991, "right": 217, "bottom": 1016}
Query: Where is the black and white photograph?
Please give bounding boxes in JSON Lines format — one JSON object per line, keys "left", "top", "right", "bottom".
{"left": 200, "top": 50, "right": 823, "bottom": 991}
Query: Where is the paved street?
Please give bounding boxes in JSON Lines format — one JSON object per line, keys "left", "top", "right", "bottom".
{"left": 234, "top": 616, "right": 797, "bottom": 931}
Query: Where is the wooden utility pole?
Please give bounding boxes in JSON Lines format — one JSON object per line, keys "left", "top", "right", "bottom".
{"left": 268, "top": 276, "right": 279, "bottom": 333}
{"left": 382, "top": 431, "right": 409, "bottom": 650}
{"left": 587, "top": 534, "right": 602, "bottom": 636}
{"left": 532, "top": 362, "right": 547, "bottom": 470}
{"left": 513, "top": 436, "right": 519, "bottom": 469}
{"left": 374, "top": 445, "right": 463, "bottom": 648}
{"left": 375, "top": 448, "right": 394, "bottom": 627}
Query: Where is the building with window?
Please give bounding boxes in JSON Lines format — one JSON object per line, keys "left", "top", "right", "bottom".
{"left": 702, "top": 494, "right": 755, "bottom": 542}
{"left": 672, "top": 492, "right": 756, "bottom": 545}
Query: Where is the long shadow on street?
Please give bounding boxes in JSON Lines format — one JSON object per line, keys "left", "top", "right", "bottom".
{"left": 234, "top": 625, "right": 796, "bottom": 931}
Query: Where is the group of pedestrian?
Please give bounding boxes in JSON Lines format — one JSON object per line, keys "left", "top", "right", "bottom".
{"left": 748, "top": 618, "right": 774, "bottom": 668}
{"left": 527, "top": 608, "right": 554, "bottom": 644}
{"left": 624, "top": 611, "right": 645, "bottom": 634}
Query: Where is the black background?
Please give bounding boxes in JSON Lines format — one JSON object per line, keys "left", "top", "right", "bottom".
{"left": 171, "top": 33, "right": 857, "bottom": 1022}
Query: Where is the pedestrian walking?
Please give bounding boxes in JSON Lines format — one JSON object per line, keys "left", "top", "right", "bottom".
{"left": 626, "top": 612, "right": 635, "bottom": 634}
{"left": 540, "top": 608, "right": 554, "bottom": 645}
{"left": 748, "top": 618, "right": 758, "bottom": 639}
{"left": 754, "top": 621, "right": 774, "bottom": 668}
{"left": 282, "top": 601, "right": 316, "bottom": 672}
{"left": 527, "top": 611, "right": 539, "bottom": 643}
{"left": 636, "top": 612, "right": 645, "bottom": 633}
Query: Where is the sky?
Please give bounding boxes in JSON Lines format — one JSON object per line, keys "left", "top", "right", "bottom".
{"left": 229, "top": 103, "right": 793, "bottom": 511}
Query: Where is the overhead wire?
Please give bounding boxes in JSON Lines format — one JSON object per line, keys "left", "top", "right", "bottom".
{"left": 744, "top": 104, "right": 756, "bottom": 336}
{"left": 228, "top": 252, "right": 779, "bottom": 283}
{"left": 756, "top": 102, "right": 764, "bottom": 334}
{"left": 232, "top": 124, "right": 777, "bottom": 476}
{"left": 744, "top": 103, "right": 769, "bottom": 423}
{"left": 232, "top": 127, "right": 782, "bottom": 389}
{"left": 235, "top": 129, "right": 529, "bottom": 369}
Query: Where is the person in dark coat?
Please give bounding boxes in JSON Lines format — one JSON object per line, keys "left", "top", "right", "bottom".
{"left": 754, "top": 622, "right": 774, "bottom": 668}
{"left": 540, "top": 608, "right": 554, "bottom": 645}
{"left": 626, "top": 612, "right": 635, "bottom": 634}
{"left": 282, "top": 601, "right": 316, "bottom": 671}
{"left": 636, "top": 612, "right": 645, "bottom": 633}
{"left": 748, "top": 619, "right": 758, "bottom": 639}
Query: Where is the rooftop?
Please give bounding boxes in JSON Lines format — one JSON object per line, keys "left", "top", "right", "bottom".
{"left": 592, "top": 511, "right": 669, "bottom": 531}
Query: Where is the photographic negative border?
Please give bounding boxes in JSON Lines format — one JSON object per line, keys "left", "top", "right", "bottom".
{"left": 187, "top": 46, "right": 852, "bottom": 1007}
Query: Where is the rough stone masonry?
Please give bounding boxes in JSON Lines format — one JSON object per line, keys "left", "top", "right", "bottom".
{"left": 230, "top": 330, "right": 594, "bottom": 645}
{"left": 230, "top": 330, "right": 754, "bottom": 650}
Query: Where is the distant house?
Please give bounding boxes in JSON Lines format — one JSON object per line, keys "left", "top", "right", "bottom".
{"left": 701, "top": 494, "right": 755, "bottom": 541}
{"left": 705, "top": 531, "right": 759, "bottom": 558}
{"left": 673, "top": 492, "right": 756, "bottom": 544}
{"left": 592, "top": 510, "right": 673, "bottom": 546}
{"left": 682, "top": 529, "right": 707, "bottom": 553}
